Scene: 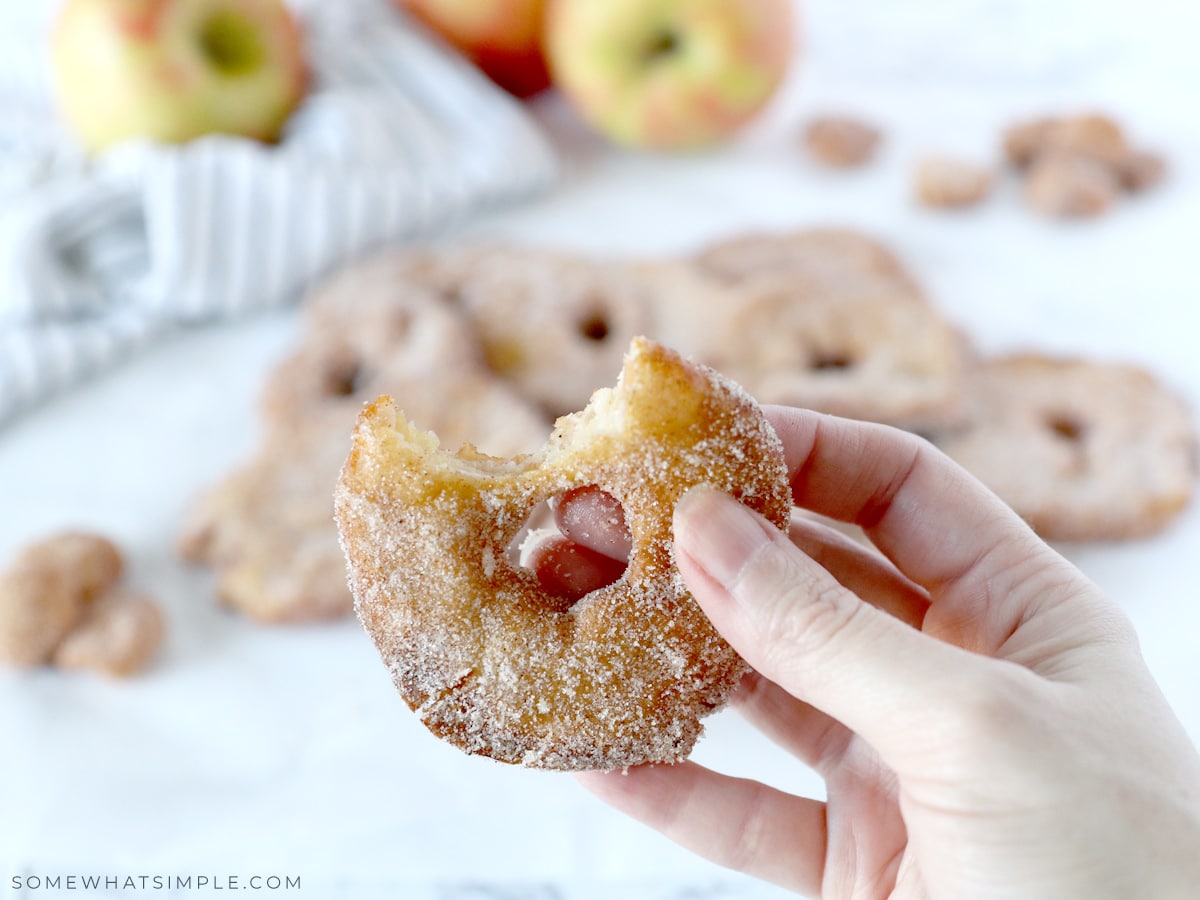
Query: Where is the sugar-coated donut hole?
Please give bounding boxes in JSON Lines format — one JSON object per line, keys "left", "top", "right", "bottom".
{"left": 1046, "top": 412, "right": 1087, "bottom": 442}
{"left": 577, "top": 310, "right": 611, "bottom": 343}
{"left": 324, "top": 358, "right": 362, "bottom": 396}
{"left": 809, "top": 349, "right": 855, "bottom": 372}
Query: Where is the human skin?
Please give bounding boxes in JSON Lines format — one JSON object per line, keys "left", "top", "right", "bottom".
{"left": 528, "top": 406, "right": 1200, "bottom": 899}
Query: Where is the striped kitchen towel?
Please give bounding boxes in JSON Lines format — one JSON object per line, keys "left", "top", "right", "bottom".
{"left": 0, "top": 0, "right": 557, "bottom": 426}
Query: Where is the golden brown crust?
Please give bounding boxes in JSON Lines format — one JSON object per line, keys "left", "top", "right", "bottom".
{"left": 336, "top": 338, "right": 792, "bottom": 770}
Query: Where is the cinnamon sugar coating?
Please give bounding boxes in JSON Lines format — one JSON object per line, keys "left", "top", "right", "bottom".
{"left": 1003, "top": 112, "right": 1168, "bottom": 218}
{"left": 0, "top": 532, "right": 123, "bottom": 666}
{"left": 180, "top": 276, "right": 549, "bottom": 623}
{"left": 335, "top": 339, "right": 792, "bottom": 770}
{"left": 692, "top": 229, "right": 967, "bottom": 430}
{"left": 931, "top": 355, "right": 1197, "bottom": 540}
{"left": 803, "top": 116, "right": 883, "bottom": 168}
{"left": 914, "top": 157, "right": 994, "bottom": 209}
{"left": 53, "top": 590, "right": 165, "bottom": 677}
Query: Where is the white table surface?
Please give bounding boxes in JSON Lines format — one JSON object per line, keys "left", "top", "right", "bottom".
{"left": 2, "top": 1, "right": 1199, "bottom": 897}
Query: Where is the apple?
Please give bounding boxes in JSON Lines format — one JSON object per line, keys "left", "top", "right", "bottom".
{"left": 545, "top": 0, "right": 796, "bottom": 150}
{"left": 396, "top": 0, "right": 551, "bottom": 98}
{"left": 51, "top": 0, "right": 307, "bottom": 152}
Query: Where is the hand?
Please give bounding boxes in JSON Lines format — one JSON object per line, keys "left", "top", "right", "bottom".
{"left": 526, "top": 407, "right": 1200, "bottom": 899}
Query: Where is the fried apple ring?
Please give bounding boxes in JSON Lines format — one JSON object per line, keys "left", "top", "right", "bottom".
{"left": 335, "top": 338, "right": 792, "bottom": 770}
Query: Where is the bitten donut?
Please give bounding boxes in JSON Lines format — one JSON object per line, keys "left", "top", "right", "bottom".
{"left": 180, "top": 382, "right": 548, "bottom": 623}
{"left": 335, "top": 338, "right": 792, "bottom": 770}
{"left": 181, "top": 259, "right": 550, "bottom": 623}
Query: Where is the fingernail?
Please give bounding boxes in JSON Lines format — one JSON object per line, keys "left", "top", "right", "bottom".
{"left": 674, "top": 486, "right": 773, "bottom": 595}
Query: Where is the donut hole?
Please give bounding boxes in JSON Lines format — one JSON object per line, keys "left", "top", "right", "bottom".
{"left": 578, "top": 310, "right": 611, "bottom": 343}
{"left": 1046, "top": 412, "right": 1087, "bottom": 442}
{"left": 382, "top": 307, "right": 415, "bottom": 342}
{"left": 323, "top": 358, "right": 363, "bottom": 396}
{"left": 809, "top": 349, "right": 854, "bottom": 372}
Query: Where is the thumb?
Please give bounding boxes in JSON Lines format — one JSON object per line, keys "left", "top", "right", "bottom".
{"left": 674, "top": 486, "right": 991, "bottom": 764}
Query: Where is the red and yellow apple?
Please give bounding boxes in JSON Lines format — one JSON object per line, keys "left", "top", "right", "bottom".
{"left": 51, "top": 0, "right": 307, "bottom": 152}
{"left": 545, "top": 0, "right": 796, "bottom": 150}
{"left": 396, "top": 0, "right": 551, "bottom": 98}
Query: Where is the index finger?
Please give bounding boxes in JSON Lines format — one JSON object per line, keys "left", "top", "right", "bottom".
{"left": 764, "top": 406, "right": 1079, "bottom": 618}
{"left": 553, "top": 486, "right": 631, "bottom": 562}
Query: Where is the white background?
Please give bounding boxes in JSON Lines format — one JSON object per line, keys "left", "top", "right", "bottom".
{"left": 2, "top": 0, "right": 1199, "bottom": 897}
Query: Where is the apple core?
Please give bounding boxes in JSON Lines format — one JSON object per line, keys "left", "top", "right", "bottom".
{"left": 641, "top": 29, "right": 681, "bottom": 65}
{"left": 198, "top": 11, "right": 266, "bottom": 76}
